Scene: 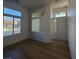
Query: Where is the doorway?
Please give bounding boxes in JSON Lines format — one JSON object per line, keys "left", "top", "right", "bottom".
{"left": 50, "top": 6, "right": 68, "bottom": 41}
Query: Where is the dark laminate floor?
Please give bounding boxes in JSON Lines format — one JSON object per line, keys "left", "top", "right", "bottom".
{"left": 3, "top": 39, "right": 71, "bottom": 59}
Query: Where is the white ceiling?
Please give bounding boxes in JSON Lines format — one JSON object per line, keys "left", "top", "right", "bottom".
{"left": 4, "top": 0, "right": 56, "bottom": 8}
{"left": 4, "top": 0, "right": 66, "bottom": 8}
{"left": 19, "top": 0, "right": 56, "bottom": 8}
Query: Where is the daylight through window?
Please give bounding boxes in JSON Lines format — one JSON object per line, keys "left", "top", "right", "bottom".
{"left": 3, "top": 7, "right": 22, "bottom": 36}
{"left": 32, "top": 12, "right": 40, "bottom": 32}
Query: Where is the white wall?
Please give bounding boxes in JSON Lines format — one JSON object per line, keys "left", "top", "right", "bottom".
{"left": 31, "top": 1, "right": 68, "bottom": 43}
{"left": 68, "top": 0, "right": 76, "bottom": 59}
{"left": 3, "top": 2, "right": 29, "bottom": 47}
{"left": 31, "top": 5, "right": 52, "bottom": 43}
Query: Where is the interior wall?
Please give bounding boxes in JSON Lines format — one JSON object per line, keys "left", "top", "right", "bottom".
{"left": 68, "top": 0, "right": 76, "bottom": 59}
{"left": 50, "top": 0, "right": 68, "bottom": 9}
{"left": 3, "top": 2, "right": 29, "bottom": 47}
{"left": 31, "top": 5, "right": 52, "bottom": 43}
{"left": 31, "top": 0, "right": 68, "bottom": 43}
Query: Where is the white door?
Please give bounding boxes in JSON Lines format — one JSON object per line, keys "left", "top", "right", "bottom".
{"left": 56, "top": 17, "right": 68, "bottom": 41}
{"left": 50, "top": 17, "right": 68, "bottom": 41}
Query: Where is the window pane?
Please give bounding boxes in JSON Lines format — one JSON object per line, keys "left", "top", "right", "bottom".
{"left": 3, "top": 16, "right": 13, "bottom": 36}
{"left": 32, "top": 12, "right": 40, "bottom": 18}
{"left": 32, "top": 19, "right": 40, "bottom": 32}
{"left": 50, "top": 13, "right": 53, "bottom": 18}
{"left": 53, "top": 19, "right": 57, "bottom": 32}
{"left": 4, "top": 8, "right": 22, "bottom": 17}
{"left": 54, "top": 12, "right": 66, "bottom": 17}
{"left": 14, "top": 18, "right": 21, "bottom": 34}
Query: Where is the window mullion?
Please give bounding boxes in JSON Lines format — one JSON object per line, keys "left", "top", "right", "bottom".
{"left": 13, "top": 17, "right": 14, "bottom": 35}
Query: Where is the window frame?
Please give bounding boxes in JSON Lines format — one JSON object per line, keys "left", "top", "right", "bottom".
{"left": 3, "top": 8, "right": 22, "bottom": 37}
{"left": 32, "top": 17, "right": 40, "bottom": 32}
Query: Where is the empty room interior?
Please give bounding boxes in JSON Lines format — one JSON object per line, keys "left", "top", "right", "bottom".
{"left": 3, "top": 0, "right": 76, "bottom": 59}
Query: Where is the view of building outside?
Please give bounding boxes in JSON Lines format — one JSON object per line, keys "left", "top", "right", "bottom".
{"left": 3, "top": 8, "right": 22, "bottom": 36}
{"left": 3, "top": 16, "right": 13, "bottom": 36}
{"left": 3, "top": 16, "right": 21, "bottom": 36}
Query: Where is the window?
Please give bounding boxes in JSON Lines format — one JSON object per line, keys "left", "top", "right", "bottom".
{"left": 4, "top": 8, "right": 21, "bottom": 17}
{"left": 3, "top": 16, "right": 13, "bottom": 36}
{"left": 32, "top": 12, "right": 40, "bottom": 32}
{"left": 51, "top": 6, "right": 67, "bottom": 17}
{"left": 32, "top": 18, "right": 40, "bottom": 32}
{"left": 3, "top": 7, "right": 22, "bottom": 36}
{"left": 14, "top": 18, "right": 21, "bottom": 34}
{"left": 54, "top": 12, "right": 66, "bottom": 17}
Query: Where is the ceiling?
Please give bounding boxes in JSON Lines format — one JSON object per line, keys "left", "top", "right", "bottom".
{"left": 4, "top": 0, "right": 66, "bottom": 8}
{"left": 18, "top": 0, "right": 56, "bottom": 8}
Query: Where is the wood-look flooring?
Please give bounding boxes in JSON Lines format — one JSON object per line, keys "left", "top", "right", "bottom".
{"left": 3, "top": 39, "right": 71, "bottom": 59}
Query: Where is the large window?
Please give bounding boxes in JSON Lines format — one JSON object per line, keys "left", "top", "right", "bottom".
{"left": 50, "top": 6, "right": 67, "bottom": 18}
{"left": 3, "top": 7, "right": 22, "bottom": 36}
{"left": 32, "top": 12, "right": 40, "bottom": 32}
